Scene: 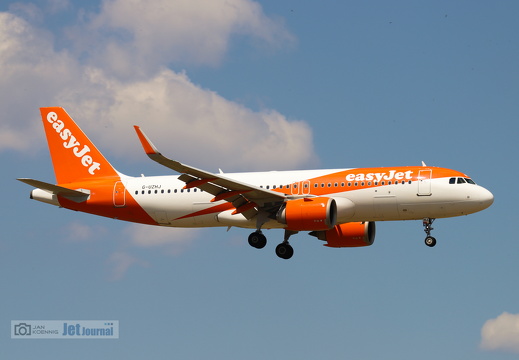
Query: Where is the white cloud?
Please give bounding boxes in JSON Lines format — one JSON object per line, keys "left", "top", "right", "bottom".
{"left": 62, "top": 221, "right": 107, "bottom": 242}
{"left": 82, "top": 0, "right": 295, "bottom": 76}
{"left": 101, "top": 225, "right": 200, "bottom": 280}
{"left": 57, "top": 67, "right": 316, "bottom": 171}
{"left": 481, "top": 312, "right": 519, "bottom": 353}
{"left": 125, "top": 224, "right": 200, "bottom": 255}
{"left": 7, "top": 2, "right": 42, "bottom": 22}
{"left": 0, "top": 6, "right": 316, "bottom": 171}
{"left": 0, "top": 12, "right": 79, "bottom": 151}
{"left": 106, "top": 251, "right": 149, "bottom": 281}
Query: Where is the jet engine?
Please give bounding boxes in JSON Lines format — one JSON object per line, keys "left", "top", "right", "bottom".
{"left": 309, "top": 222, "right": 376, "bottom": 248}
{"left": 277, "top": 197, "right": 337, "bottom": 231}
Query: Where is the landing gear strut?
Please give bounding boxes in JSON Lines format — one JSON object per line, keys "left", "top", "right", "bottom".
{"left": 423, "top": 218, "right": 437, "bottom": 247}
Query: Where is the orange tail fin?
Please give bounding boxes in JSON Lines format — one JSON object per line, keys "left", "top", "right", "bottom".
{"left": 40, "top": 107, "right": 119, "bottom": 184}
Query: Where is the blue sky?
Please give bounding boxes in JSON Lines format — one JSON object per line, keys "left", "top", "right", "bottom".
{"left": 1, "top": 0, "right": 518, "bottom": 358}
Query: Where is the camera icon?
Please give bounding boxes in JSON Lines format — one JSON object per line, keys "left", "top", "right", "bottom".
{"left": 14, "top": 323, "right": 32, "bottom": 336}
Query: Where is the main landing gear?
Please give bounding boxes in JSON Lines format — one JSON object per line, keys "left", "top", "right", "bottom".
{"left": 248, "top": 231, "right": 267, "bottom": 249}
{"left": 423, "top": 218, "right": 437, "bottom": 247}
{"left": 248, "top": 230, "right": 297, "bottom": 260}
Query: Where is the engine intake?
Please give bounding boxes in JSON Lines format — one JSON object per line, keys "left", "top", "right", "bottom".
{"left": 277, "top": 197, "right": 337, "bottom": 231}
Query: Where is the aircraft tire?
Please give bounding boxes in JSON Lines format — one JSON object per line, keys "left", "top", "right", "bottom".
{"left": 275, "top": 243, "right": 294, "bottom": 260}
{"left": 425, "top": 236, "right": 437, "bottom": 247}
{"left": 248, "top": 232, "right": 267, "bottom": 249}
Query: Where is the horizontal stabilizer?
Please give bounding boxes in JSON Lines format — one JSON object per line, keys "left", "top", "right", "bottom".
{"left": 17, "top": 178, "right": 90, "bottom": 203}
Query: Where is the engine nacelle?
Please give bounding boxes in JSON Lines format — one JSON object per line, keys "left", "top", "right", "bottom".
{"left": 309, "top": 222, "right": 376, "bottom": 248}
{"left": 277, "top": 197, "right": 337, "bottom": 231}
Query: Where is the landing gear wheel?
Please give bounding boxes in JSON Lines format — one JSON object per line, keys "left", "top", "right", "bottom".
{"left": 425, "top": 236, "right": 437, "bottom": 247}
{"left": 248, "top": 232, "right": 267, "bottom": 249}
{"left": 275, "top": 243, "right": 294, "bottom": 260}
{"left": 422, "top": 218, "right": 437, "bottom": 247}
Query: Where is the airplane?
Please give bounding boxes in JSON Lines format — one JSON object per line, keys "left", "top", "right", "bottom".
{"left": 18, "top": 107, "right": 494, "bottom": 259}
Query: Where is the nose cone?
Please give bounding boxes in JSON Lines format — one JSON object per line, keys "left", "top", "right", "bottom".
{"left": 475, "top": 186, "right": 494, "bottom": 210}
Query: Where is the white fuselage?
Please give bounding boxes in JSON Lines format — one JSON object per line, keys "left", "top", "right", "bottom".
{"left": 120, "top": 168, "right": 494, "bottom": 229}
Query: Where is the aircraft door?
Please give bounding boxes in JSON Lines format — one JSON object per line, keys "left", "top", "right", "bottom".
{"left": 417, "top": 169, "right": 432, "bottom": 196}
{"left": 113, "top": 181, "right": 126, "bottom": 207}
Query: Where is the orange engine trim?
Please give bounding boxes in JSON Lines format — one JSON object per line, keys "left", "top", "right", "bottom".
{"left": 278, "top": 197, "right": 337, "bottom": 231}
{"left": 320, "top": 222, "right": 376, "bottom": 248}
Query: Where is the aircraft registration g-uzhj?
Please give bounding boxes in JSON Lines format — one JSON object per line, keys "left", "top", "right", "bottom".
{"left": 18, "top": 107, "right": 494, "bottom": 259}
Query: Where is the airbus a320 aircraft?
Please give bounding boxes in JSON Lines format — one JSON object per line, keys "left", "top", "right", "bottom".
{"left": 18, "top": 107, "right": 494, "bottom": 259}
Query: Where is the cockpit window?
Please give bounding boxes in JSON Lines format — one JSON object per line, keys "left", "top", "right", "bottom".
{"left": 449, "top": 177, "right": 477, "bottom": 185}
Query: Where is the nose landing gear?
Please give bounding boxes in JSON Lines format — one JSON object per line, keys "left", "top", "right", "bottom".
{"left": 423, "top": 218, "right": 436, "bottom": 247}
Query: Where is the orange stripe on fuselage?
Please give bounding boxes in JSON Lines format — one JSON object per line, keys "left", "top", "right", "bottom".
{"left": 57, "top": 178, "right": 157, "bottom": 225}
{"left": 271, "top": 166, "right": 467, "bottom": 196}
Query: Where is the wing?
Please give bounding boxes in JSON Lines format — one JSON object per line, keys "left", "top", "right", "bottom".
{"left": 133, "top": 126, "right": 287, "bottom": 219}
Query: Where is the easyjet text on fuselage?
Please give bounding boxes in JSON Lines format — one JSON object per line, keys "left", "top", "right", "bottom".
{"left": 345, "top": 170, "right": 414, "bottom": 183}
